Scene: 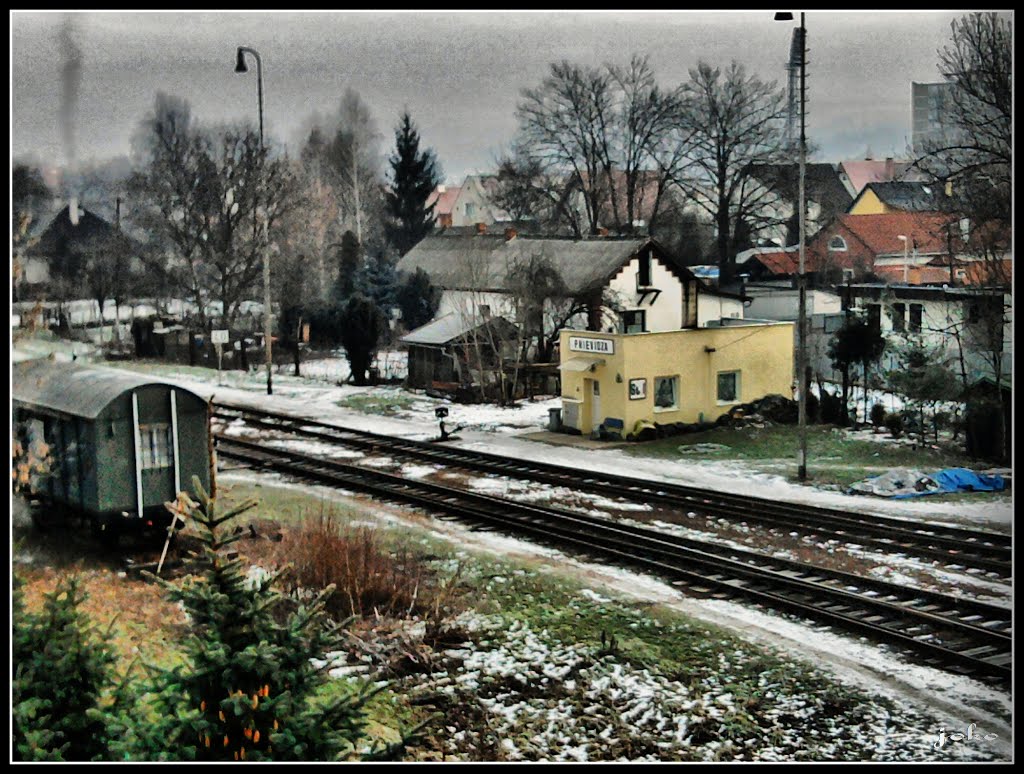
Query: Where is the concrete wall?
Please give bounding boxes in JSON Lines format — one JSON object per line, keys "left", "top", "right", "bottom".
{"left": 696, "top": 294, "right": 745, "bottom": 327}
{"left": 745, "top": 287, "right": 842, "bottom": 321}
{"left": 559, "top": 322, "right": 794, "bottom": 436}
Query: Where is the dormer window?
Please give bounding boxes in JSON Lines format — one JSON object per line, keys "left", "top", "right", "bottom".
{"left": 637, "top": 250, "right": 652, "bottom": 287}
{"left": 828, "top": 235, "right": 848, "bottom": 252}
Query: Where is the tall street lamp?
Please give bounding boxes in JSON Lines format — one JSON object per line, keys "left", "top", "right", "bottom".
{"left": 235, "top": 45, "right": 273, "bottom": 396}
{"left": 775, "top": 11, "right": 809, "bottom": 481}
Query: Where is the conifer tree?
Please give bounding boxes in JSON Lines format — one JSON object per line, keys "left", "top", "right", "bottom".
{"left": 384, "top": 112, "right": 442, "bottom": 256}
{"left": 339, "top": 294, "right": 388, "bottom": 386}
{"left": 136, "top": 479, "right": 400, "bottom": 761}
{"left": 396, "top": 267, "right": 441, "bottom": 330}
{"left": 356, "top": 250, "right": 399, "bottom": 311}
{"left": 333, "top": 229, "right": 362, "bottom": 303}
{"left": 12, "top": 573, "right": 126, "bottom": 761}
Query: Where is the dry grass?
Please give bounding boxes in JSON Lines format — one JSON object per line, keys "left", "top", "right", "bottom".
{"left": 267, "top": 506, "right": 444, "bottom": 622}
{"left": 16, "top": 565, "right": 189, "bottom": 674}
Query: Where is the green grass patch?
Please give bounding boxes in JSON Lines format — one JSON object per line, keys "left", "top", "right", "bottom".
{"left": 335, "top": 391, "right": 417, "bottom": 416}
{"left": 627, "top": 423, "right": 997, "bottom": 489}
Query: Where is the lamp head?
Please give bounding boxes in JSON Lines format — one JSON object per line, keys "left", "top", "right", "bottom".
{"left": 774, "top": 12, "right": 794, "bottom": 21}
{"left": 234, "top": 48, "right": 248, "bottom": 73}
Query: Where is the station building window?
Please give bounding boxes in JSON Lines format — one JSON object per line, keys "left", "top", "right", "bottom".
{"left": 654, "top": 376, "right": 678, "bottom": 410}
{"left": 717, "top": 371, "right": 740, "bottom": 403}
{"left": 139, "top": 423, "right": 172, "bottom": 469}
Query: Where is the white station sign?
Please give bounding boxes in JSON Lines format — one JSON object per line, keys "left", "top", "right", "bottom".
{"left": 211, "top": 329, "right": 230, "bottom": 345}
{"left": 568, "top": 336, "right": 614, "bottom": 355}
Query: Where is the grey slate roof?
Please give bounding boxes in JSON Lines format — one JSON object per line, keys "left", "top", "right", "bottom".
{"left": 397, "top": 235, "right": 653, "bottom": 295}
{"left": 12, "top": 360, "right": 195, "bottom": 419}
{"left": 25, "top": 206, "right": 144, "bottom": 257}
{"left": 857, "top": 182, "right": 949, "bottom": 212}
{"left": 748, "top": 163, "right": 854, "bottom": 217}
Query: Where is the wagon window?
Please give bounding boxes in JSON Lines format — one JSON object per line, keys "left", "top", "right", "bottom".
{"left": 139, "top": 423, "right": 172, "bottom": 469}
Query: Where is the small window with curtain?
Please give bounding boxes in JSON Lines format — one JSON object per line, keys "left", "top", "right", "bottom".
{"left": 828, "top": 235, "right": 847, "bottom": 251}
{"left": 717, "top": 371, "right": 740, "bottom": 403}
{"left": 654, "top": 376, "right": 678, "bottom": 410}
{"left": 139, "top": 423, "right": 172, "bottom": 469}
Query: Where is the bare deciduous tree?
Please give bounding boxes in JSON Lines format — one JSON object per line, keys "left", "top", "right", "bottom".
{"left": 129, "top": 92, "right": 302, "bottom": 329}
{"left": 673, "top": 61, "right": 789, "bottom": 284}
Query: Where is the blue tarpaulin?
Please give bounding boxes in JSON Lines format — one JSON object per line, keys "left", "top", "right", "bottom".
{"left": 919, "top": 468, "right": 1006, "bottom": 497}
{"left": 851, "top": 467, "right": 1006, "bottom": 498}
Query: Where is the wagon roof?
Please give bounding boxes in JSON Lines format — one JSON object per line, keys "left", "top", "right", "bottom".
{"left": 12, "top": 360, "right": 203, "bottom": 419}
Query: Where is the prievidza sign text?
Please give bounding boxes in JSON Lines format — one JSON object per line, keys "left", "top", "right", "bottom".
{"left": 568, "top": 336, "right": 614, "bottom": 355}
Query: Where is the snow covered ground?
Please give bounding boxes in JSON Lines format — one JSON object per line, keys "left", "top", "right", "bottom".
{"left": 218, "top": 472, "right": 1013, "bottom": 761}
{"left": 59, "top": 351, "right": 1011, "bottom": 530}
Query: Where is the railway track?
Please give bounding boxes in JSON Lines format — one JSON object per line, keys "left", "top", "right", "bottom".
{"left": 215, "top": 435, "right": 1011, "bottom": 685}
{"left": 212, "top": 402, "right": 1012, "bottom": 578}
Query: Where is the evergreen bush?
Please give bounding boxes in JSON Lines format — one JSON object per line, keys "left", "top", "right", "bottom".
{"left": 134, "top": 479, "right": 417, "bottom": 761}
{"left": 12, "top": 572, "right": 127, "bottom": 761}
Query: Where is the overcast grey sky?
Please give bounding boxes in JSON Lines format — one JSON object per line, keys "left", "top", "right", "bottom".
{"left": 11, "top": 10, "right": 982, "bottom": 185}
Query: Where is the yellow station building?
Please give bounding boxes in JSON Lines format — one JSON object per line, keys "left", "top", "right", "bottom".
{"left": 558, "top": 322, "right": 794, "bottom": 439}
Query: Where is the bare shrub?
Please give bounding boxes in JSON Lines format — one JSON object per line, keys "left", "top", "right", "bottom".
{"left": 275, "top": 506, "right": 445, "bottom": 622}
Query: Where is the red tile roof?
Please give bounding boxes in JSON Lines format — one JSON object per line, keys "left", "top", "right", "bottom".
{"left": 836, "top": 212, "right": 955, "bottom": 255}
{"left": 839, "top": 159, "right": 923, "bottom": 194}
{"left": 426, "top": 185, "right": 461, "bottom": 216}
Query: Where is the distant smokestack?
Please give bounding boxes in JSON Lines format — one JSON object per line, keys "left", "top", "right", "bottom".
{"left": 884, "top": 157, "right": 895, "bottom": 179}
{"left": 59, "top": 16, "right": 83, "bottom": 226}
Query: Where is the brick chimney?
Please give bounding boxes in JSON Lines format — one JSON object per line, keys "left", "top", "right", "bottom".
{"left": 884, "top": 157, "right": 895, "bottom": 179}
{"left": 504, "top": 227, "right": 517, "bottom": 241}
{"left": 476, "top": 222, "right": 487, "bottom": 234}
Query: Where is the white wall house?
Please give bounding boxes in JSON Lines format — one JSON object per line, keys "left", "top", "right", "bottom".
{"left": 845, "top": 284, "right": 1012, "bottom": 385}
{"left": 398, "top": 234, "right": 749, "bottom": 362}
{"left": 448, "top": 175, "right": 511, "bottom": 227}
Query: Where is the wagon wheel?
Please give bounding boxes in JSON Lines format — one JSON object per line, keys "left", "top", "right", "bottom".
{"left": 91, "top": 516, "right": 121, "bottom": 549}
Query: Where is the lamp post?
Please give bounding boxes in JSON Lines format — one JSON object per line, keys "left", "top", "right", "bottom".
{"left": 235, "top": 45, "right": 273, "bottom": 396}
{"left": 897, "top": 234, "right": 909, "bottom": 284}
{"left": 775, "top": 11, "right": 808, "bottom": 481}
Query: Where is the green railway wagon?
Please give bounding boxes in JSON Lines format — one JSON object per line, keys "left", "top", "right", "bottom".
{"left": 12, "top": 359, "right": 211, "bottom": 538}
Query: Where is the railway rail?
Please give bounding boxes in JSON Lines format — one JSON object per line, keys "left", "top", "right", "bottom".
{"left": 215, "top": 435, "right": 1011, "bottom": 686}
{"left": 212, "top": 402, "right": 1012, "bottom": 578}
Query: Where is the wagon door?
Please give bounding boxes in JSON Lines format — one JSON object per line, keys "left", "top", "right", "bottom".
{"left": 131, "top": 390, "right": 180, "bottom": 515}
